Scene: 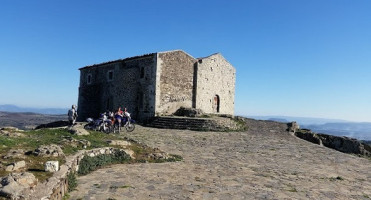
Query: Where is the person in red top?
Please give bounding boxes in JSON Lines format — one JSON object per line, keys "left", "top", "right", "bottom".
{"left": 117, "top": 107, "right": 123, "bottom": 115}
{"left": 114, "top": 107, "right": 124, "bottom": 131}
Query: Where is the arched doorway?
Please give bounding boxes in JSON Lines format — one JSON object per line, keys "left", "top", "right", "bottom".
{"left": 214, "top": 95, "right": 220, "bottom": 113}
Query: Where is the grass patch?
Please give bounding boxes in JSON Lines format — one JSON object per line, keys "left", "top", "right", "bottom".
{"left": 233, "top": 117, "right": 248, "bottom": 131}
{"left": 110, "top": 185, "right": 134, "bottom": 189}
{"left": 119, "top": 185, "right": 133, "bottom": 189}
{"left": 1, "top": 126, "right": 183, "bottom": 200}
{"left": 0, "top": 128, "right": 125, "bottom": 181}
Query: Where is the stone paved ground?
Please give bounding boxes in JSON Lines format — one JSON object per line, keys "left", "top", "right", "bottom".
{"left": 69, "top": 119, "right": 371, "bottom": 200}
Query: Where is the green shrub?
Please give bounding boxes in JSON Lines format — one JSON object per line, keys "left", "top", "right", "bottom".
{"left": 78, "top": 149, "right": 131, "bottom": 175}
{"left": 67, "top": 172, "right": 77, "bottom": 192}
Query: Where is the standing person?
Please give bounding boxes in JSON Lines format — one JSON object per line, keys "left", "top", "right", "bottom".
{"left": 114, "top": 107, "right": 124, "bottom": 132}
{"left": 124, "top": 107, "right": 131, "bottom": 122}
{"left": 68, "top": 105, "right": 78, "bottom": 126}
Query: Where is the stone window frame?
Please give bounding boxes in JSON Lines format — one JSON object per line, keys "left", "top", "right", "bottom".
{"left": 87, "top": 74, "right": 92, "bottom": 85}
{"left": 107, "top": 70, "right": 114, "bottom": 81}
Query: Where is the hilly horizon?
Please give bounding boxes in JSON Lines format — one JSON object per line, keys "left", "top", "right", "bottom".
{"left": 246, "top": 115, "right": 371, "bottom": 140}
{"left": 0, "top": 104, "right": 68, "bottom": 115}
{"left": 0, "top": 105, "right": 370, "bottom": 140}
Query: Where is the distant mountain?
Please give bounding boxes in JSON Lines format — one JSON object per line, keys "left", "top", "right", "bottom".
{"left": 0, "top": 111, "right": 66, "bottom": 130}
{"left": 302, "top": 122, "right": 371, "bottom": 140}
{"left": 246, "top": 115, "right": 350, "bottom": 125}
{"left": 267, "top": 118, "right": 289, "bottom": 123}
{"left": 245, "top": 115, "right": 371, "bottom": 140}
{"left": 0, "top": 104, "right": 68, "bottom": 115}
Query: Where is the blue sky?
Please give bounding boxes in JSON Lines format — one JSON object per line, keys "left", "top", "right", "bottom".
{"left": 0, "top": 0, "right": 370, "bottom": 122}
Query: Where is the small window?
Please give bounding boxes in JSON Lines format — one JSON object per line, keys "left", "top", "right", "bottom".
{"left": 140, "top": 67, "right": 145, "bottom": 79}
{"left": 87, "top": 74, "right": 92, "bottom": 84}
{"left": 107, "top": 70, "right": 113, "bottom": 81}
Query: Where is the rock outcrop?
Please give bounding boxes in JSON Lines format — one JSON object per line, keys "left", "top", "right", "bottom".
{"left": 287, "top": 121, "right": 300, "bottom": 133}
{"left": 5, "top": 161, "right": 26, "bottom": 172}
{"left": 35, "top": 121, "right": 70, "bottom": 129}
{"left": 3, "top": 149, "right": 26, "bottom": 159}
{"left": 68, "top": 124, "right": 90, "bottom": 136}
{"left": 0, "top": 172, "right": 38, "bottom": 199}
{"left": 33, "top": 144, "right": 65, "bottom": 157}
{"left": 295, "top": 130, "right": 371, "bottom": 156}
{"left": 0, "top": 127, "right": 25, "bottom": 137}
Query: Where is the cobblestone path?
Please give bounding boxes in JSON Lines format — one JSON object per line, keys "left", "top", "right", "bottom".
{"left": 69, "top": 119, "right": 371, "bottom": 200}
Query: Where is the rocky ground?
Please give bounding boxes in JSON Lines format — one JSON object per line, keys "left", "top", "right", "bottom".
{"left": 69, "top": 119, "right": 371, "bottom": 200}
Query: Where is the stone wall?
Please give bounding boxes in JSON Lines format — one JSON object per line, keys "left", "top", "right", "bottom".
{"left": 156, "top": 51, "right": 196, "bottom": 115}
{"left": 195, "top": 53, "right": 235, "bottom": 115}
{"left": 149, "top": 116, "right": 247, "bottom": 131}
{"left": 78, "top": 55, "right": 157, "bottom": 121}
{"left": 29, "top": 147, "right": 128, "bottom": 200}
{"left": 78, "top": 50, "right": 236, "bottom": 121}
{"left": 114, "top": 56, "right": 157, "bottom": 121}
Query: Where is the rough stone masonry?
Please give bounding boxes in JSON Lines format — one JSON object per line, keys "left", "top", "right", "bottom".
{"left": 77, "top": 50, "right": 236, "bottom": 121}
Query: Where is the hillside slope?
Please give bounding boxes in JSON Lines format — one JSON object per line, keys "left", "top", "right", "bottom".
{"left": 0, "top": 111, "right": 66, "bottom": 129}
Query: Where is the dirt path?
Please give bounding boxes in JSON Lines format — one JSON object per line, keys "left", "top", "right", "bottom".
{"left": 69, "top": 119, "right": 371, "bottom": 200}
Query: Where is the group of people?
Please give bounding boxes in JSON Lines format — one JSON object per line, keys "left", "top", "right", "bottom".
{"left": 67, "top": 104, "right": 131, "bottom": 126}
{"left": 106, "top": 107, "right": 131, "bottom": 126}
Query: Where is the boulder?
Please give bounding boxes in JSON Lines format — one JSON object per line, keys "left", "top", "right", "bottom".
{"left": 173, "top": 107, "right": 204, "bottom": 117}
{"left": 5, "top": 160, "right": 26, "bottom": 172}
{"left": 123, "top": 149, "right": 135, "bottom": 159}
{"left": 287, "top": 121, "right": 300, "bottom": 133}
{"left": 45, "top": 161, "right": 59, "bottom": 172}
{"left": 34, "top": 144, "right": 64, "bottom": 157}
{"left": 147, "top": 148, "right": 169, "bottom": 160}
{"left": 0, "top": 172, "right": 38, "bottom": 199}
{"left": 68, "top": 125, "right": 90, "bottom": 136}
{"left": 107, "top": 140, "right": 132, "bottom": 147}
{"left": 3, "top": 149, "right": 26, "bottom": 159}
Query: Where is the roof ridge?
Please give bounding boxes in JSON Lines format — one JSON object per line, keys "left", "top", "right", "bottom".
{"left": 79, "top": 52, "right": 155, "bottom": 70}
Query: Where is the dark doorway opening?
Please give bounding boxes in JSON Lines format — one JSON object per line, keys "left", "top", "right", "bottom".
{"left": 214, "top": 95, "right": 220, "bottom": 113}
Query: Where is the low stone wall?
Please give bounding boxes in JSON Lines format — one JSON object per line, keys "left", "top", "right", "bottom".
{"left": 29, "top": 147, "right": 127, "bottom": 200}
{"left": 295, "top": 130, "right": 371, "bottom": 157}
{"left": 148, "top": 116, "right": 247, "bottom": 131}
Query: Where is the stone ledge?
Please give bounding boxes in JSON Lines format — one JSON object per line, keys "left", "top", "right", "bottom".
{"left": 28, "top": 147, "right": 132, "bottom": 200}
{"left": 147, "top": 116, "right": 247, "bottom": 131}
